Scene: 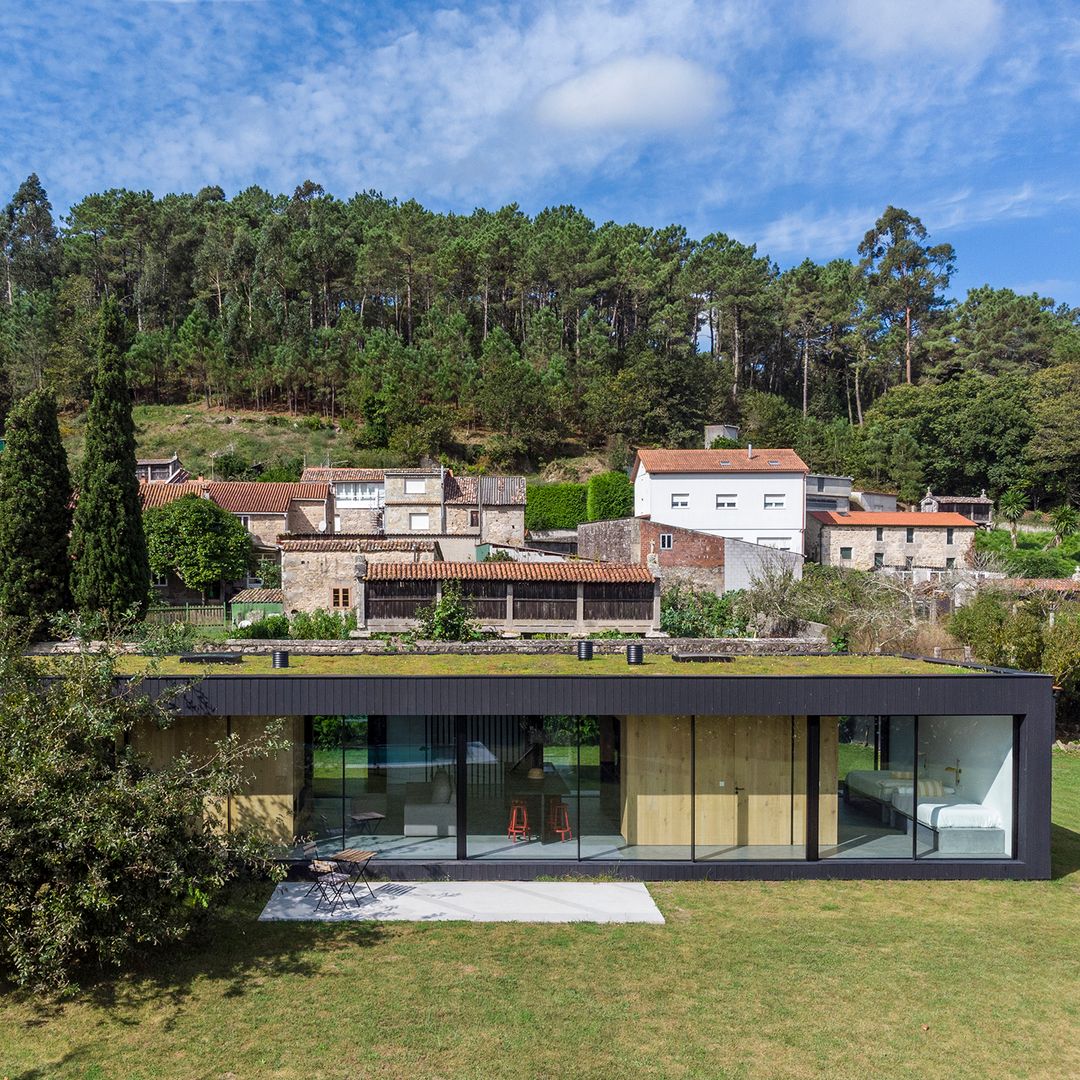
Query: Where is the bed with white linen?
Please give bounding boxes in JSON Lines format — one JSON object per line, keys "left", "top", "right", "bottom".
{"left": 846, "top": 770, "right": 955, "bottom": 803}
{"left": 890, "top": 790, "right": 1006, "bottom": 854}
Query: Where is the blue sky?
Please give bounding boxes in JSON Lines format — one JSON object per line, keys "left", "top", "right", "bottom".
{"left": 3, "top": 0, "right": 1079, "bottom": 304}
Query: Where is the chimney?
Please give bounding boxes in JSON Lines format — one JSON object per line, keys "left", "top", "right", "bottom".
{"left": 747, "top": 443, "right": 753, "bottom": 460}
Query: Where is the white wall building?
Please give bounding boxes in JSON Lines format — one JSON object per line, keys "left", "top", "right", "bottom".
{"left": 631, "top": 447, "right": 808, "bottom": 554}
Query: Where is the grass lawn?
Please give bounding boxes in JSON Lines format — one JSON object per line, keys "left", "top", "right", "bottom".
{"left": 116, "top": 652, "right": 972, "bottom": 677}
{"left": 3, "top": 755, "right": 1078, "bottom": 1080}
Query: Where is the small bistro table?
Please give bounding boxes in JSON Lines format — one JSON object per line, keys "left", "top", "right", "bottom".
{"left": 328, "top": 848, "right": 377, "bottom": 903}
{"left": 349, "top": 811, "right": 386, "bottom": 836}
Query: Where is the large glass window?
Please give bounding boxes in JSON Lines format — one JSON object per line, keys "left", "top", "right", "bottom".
{"left": 822, "top": 716, "right": 913, "bottom": 859}
{"left": 466, "top": 716, "right": 578, "bottom": 860}
{"left": 294, "top": 715, "right": 456, "bottom": 860}
{"left": 913, "top": 715, "right": 1014, "bottom": 859}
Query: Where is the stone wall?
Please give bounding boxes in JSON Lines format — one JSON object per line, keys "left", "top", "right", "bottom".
{"left": 336, "top": 507, "right": 382, "bottom": 533}
{"left": 244, "top": 513, "right": 287, "bottom": 549}
{"left": 481, "top": 505, "right": 526, "bottom": 547}
{"left": 215, "top": 635, "right": 832, "bottom": 656}
{"left": 578, "top": 517, "right": 727, "bottom": 593}
{"left": 811, "top": 522, "right": 976, "bottom": 570}
{"left": 287, "top": 498, "right": 330, "bottom": 535}
{"left": 281, "top": 549, "right": 360, "bottom": 613}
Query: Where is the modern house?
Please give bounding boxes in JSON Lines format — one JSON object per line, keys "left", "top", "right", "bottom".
{"left": 807, "top": 511, "right": 977, "bottom": 571}
{"left": 806, "top": 474, "right": 852, "bottom": 512}
{"left": 577, "top": 517, "right": 803, "bottom": 594}
{"left": 632, "top": 447, "right": 808, "bottom": 554}
{"left": 920, "top": 489, "right": 993, "bottom": 526}
{"left": 134, "top": 657, "right": 1053, "bottom": 880}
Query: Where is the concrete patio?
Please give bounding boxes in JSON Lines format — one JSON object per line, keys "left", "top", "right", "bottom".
{"left": 258, "top": 880, "right": 665, "bottom": 923}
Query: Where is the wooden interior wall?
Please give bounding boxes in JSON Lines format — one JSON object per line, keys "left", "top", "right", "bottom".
{"left": 620, "top": 715, "right": 692, "bottom": 846}
{"left": 131, "top": 715, "right": 304, "bottom": 844}
{"left": 229, "top": 716, "right": 305, "bottom": 844}
{"left": 620, "top": 715, "right": 839, "bottom": 849}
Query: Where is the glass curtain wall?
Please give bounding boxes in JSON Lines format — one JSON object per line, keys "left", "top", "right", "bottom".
{"left": 292, "top": 713, "right": 1016, "bottom": 864}
{"left": 823, "top": 716, "right": 913, "bottom": 859}
{"left": 466, "top": 716, "right": 579, "bottom": 859}
{"left": 914, "top": 715, "right": 1014, "bottom": 859}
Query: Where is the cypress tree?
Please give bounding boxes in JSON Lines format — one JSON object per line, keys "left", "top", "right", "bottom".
{"left": 70, "top": 298, "right": 150, "bottom": 620}
{"left": 0, "top": 389, "right": 73, "bottom": 636}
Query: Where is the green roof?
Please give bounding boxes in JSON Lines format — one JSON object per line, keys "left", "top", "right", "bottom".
{"left": 117, "top": 653, "right": 975, "bottom": 677}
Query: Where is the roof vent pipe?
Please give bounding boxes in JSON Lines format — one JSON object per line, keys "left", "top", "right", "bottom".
{"left": 747, "top": 443, "right": 753, "bottom": 459}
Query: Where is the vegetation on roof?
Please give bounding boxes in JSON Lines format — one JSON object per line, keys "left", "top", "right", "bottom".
{"left": 116, "top": 652, "right": 973, "bottom": 677}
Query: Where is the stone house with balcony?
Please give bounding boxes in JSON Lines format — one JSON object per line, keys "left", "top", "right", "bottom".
{"left": 300, "top": 467, "right": 385, "bottom": 532}
{"left": 806, "top": 511, "right": 977, "bottom": 571}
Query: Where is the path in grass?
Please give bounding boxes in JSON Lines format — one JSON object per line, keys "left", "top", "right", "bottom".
{"left": 2, "top": 753, "right": 1078, "bottom": 1080}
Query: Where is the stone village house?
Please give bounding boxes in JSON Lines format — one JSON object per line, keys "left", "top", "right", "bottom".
{"left": 806, "top": 511, "right": 977, "bottom": 572}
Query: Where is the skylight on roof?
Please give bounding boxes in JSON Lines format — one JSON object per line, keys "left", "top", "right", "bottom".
{"left": 719, "top": 459, "right": 731, "bottom": 465}
{"left": 768, "top": 459, "right": 780, "bottom": 465}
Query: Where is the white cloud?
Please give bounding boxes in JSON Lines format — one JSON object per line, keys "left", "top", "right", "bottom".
{"left": 812, "top": 0, "right": 1002, "bottom": 60}
{"left": 535, "top": 55, "right": 722, "bottom": 133}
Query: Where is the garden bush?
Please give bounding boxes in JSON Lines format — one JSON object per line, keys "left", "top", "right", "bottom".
{"left": 585, "top": 470, "right": 633, "bottom": 522}
{"left": 660, "top": 584, "right": 748, "bottom": 638}
{"left": 525, "top": 482, "right": 587, "bottom": 531}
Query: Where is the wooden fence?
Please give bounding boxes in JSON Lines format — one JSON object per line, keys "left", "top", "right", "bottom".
{"left": 145, "top": 604, "right": 228, "bottom": 626}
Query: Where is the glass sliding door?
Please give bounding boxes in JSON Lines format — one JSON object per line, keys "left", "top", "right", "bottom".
{"left": 694, "top": 715, "right": 804, "bottom": 860}
{"left": 466, "top": 716, "right": 578, "bottom": 859}
{"left": 823, "top": 716, "right": 913, "bottom": 859}
{"left": 914, "top": 715, "right": 1014, "bottom": 859}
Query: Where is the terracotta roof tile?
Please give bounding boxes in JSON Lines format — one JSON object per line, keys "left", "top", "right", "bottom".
{"left": 365, "top": 561, "right": 654, "bottom": 583}
{"left": 139, "top": 481, "right": 209, "bottom": 509}
{"left": 809, "top": 511, "right": 977, "bottom": 527}
{"left": 207, "top": 482, "right": 329, "bottom": 514}
{"left": 280, "top": 536, "right": 439, "bottom": 553}
{"left": 300, "top": 467, "right": 385, "bottom": 482}
{"left": 1000, "top": 577, "right": 1080, "bottom": 593}
{"left": 633, "top": 448, "right": 808, "bottom": 476}
{"left": 230, "top": 588, "right": 284, "bottom": 604}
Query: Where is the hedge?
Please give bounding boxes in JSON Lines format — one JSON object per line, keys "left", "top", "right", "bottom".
{"left": 586, "top": 471, "right": 634, "bottom": 522}
{"left": 525, "top": 482, "right": 588, "bottom": 531}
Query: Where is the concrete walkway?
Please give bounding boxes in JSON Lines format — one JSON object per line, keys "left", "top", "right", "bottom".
{"left": 259, "top": 881, "right": 665, "bottom": 924}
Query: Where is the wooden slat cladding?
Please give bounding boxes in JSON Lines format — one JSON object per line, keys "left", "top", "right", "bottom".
{"left": 582, "top": 582, "right": 654, "bottom": 621}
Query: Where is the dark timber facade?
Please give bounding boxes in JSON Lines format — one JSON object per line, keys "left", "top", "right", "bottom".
{"left": 141, "top": 671, "right": 1053, "bottom": 881}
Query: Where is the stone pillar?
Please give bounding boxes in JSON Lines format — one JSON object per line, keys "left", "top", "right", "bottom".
{"left": 355, "top": 556, "right": 367, "bottom": 628}
{"left": 651, "top": 580, "right": 661, "bottom": 631}
{"left": 505, "top": 582, "right": 514, "bottom": 628}
{"left": 576, "top": 583, "right": 585, "bottom": 631}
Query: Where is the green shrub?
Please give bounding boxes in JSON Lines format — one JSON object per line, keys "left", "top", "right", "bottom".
{"left": 232, "top": 609, "right": 355, "bottom": 639}
{"left": 525, "top": 482, "right": 587, "bottom": 531}
{"left": 233, "top": 613, "right": 290, "bottom": 639}
{"left": 660, "top": 584, "right": 748, "bottom": 638}
{"left": 585, "top": 471, "right": 633, "bottom": 522}
{"left": 1003, "top": 549, "right": 1074, "bottom": 578}
{"left": 416, "top": 580, "right": 482, "bottom": 641}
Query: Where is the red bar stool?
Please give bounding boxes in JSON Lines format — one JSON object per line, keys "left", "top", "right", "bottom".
{"left": 548, "top": 798, "right": 573, "bottom": 842}
{"left": 507, "top": 799, "right": 529, "bottom": 841}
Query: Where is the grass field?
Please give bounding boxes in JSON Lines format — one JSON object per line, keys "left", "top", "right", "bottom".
{"left": 2, "top": 753, "right": 1078, "bottom": 1079}
{"left": 117, "top": 652, "right": 970, "bottom": 678}
{"left": 60, "top": 403, "right": 350, "bottom": 477}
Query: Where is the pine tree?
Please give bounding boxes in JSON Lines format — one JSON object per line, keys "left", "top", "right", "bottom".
{"left": 0, "top": 389, "right": 72, "bottom": 635}
{"left": 70, "top": 298, "right": 150, "bottom": 619}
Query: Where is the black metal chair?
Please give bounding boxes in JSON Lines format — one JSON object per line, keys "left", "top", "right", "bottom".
{"left": 299, "top": 841, "right": 352, "bottom": 913}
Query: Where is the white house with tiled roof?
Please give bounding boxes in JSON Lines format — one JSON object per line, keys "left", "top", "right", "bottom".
{"left": 631, "top": 447, "right": 809, "bottom": 554}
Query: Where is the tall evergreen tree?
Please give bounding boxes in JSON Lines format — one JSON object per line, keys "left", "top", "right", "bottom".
{"left": 0, "top": 389, "right": 72, "bottom": 635}
{"left": 70, "top": 298, "right": 150, "bottom": 619}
